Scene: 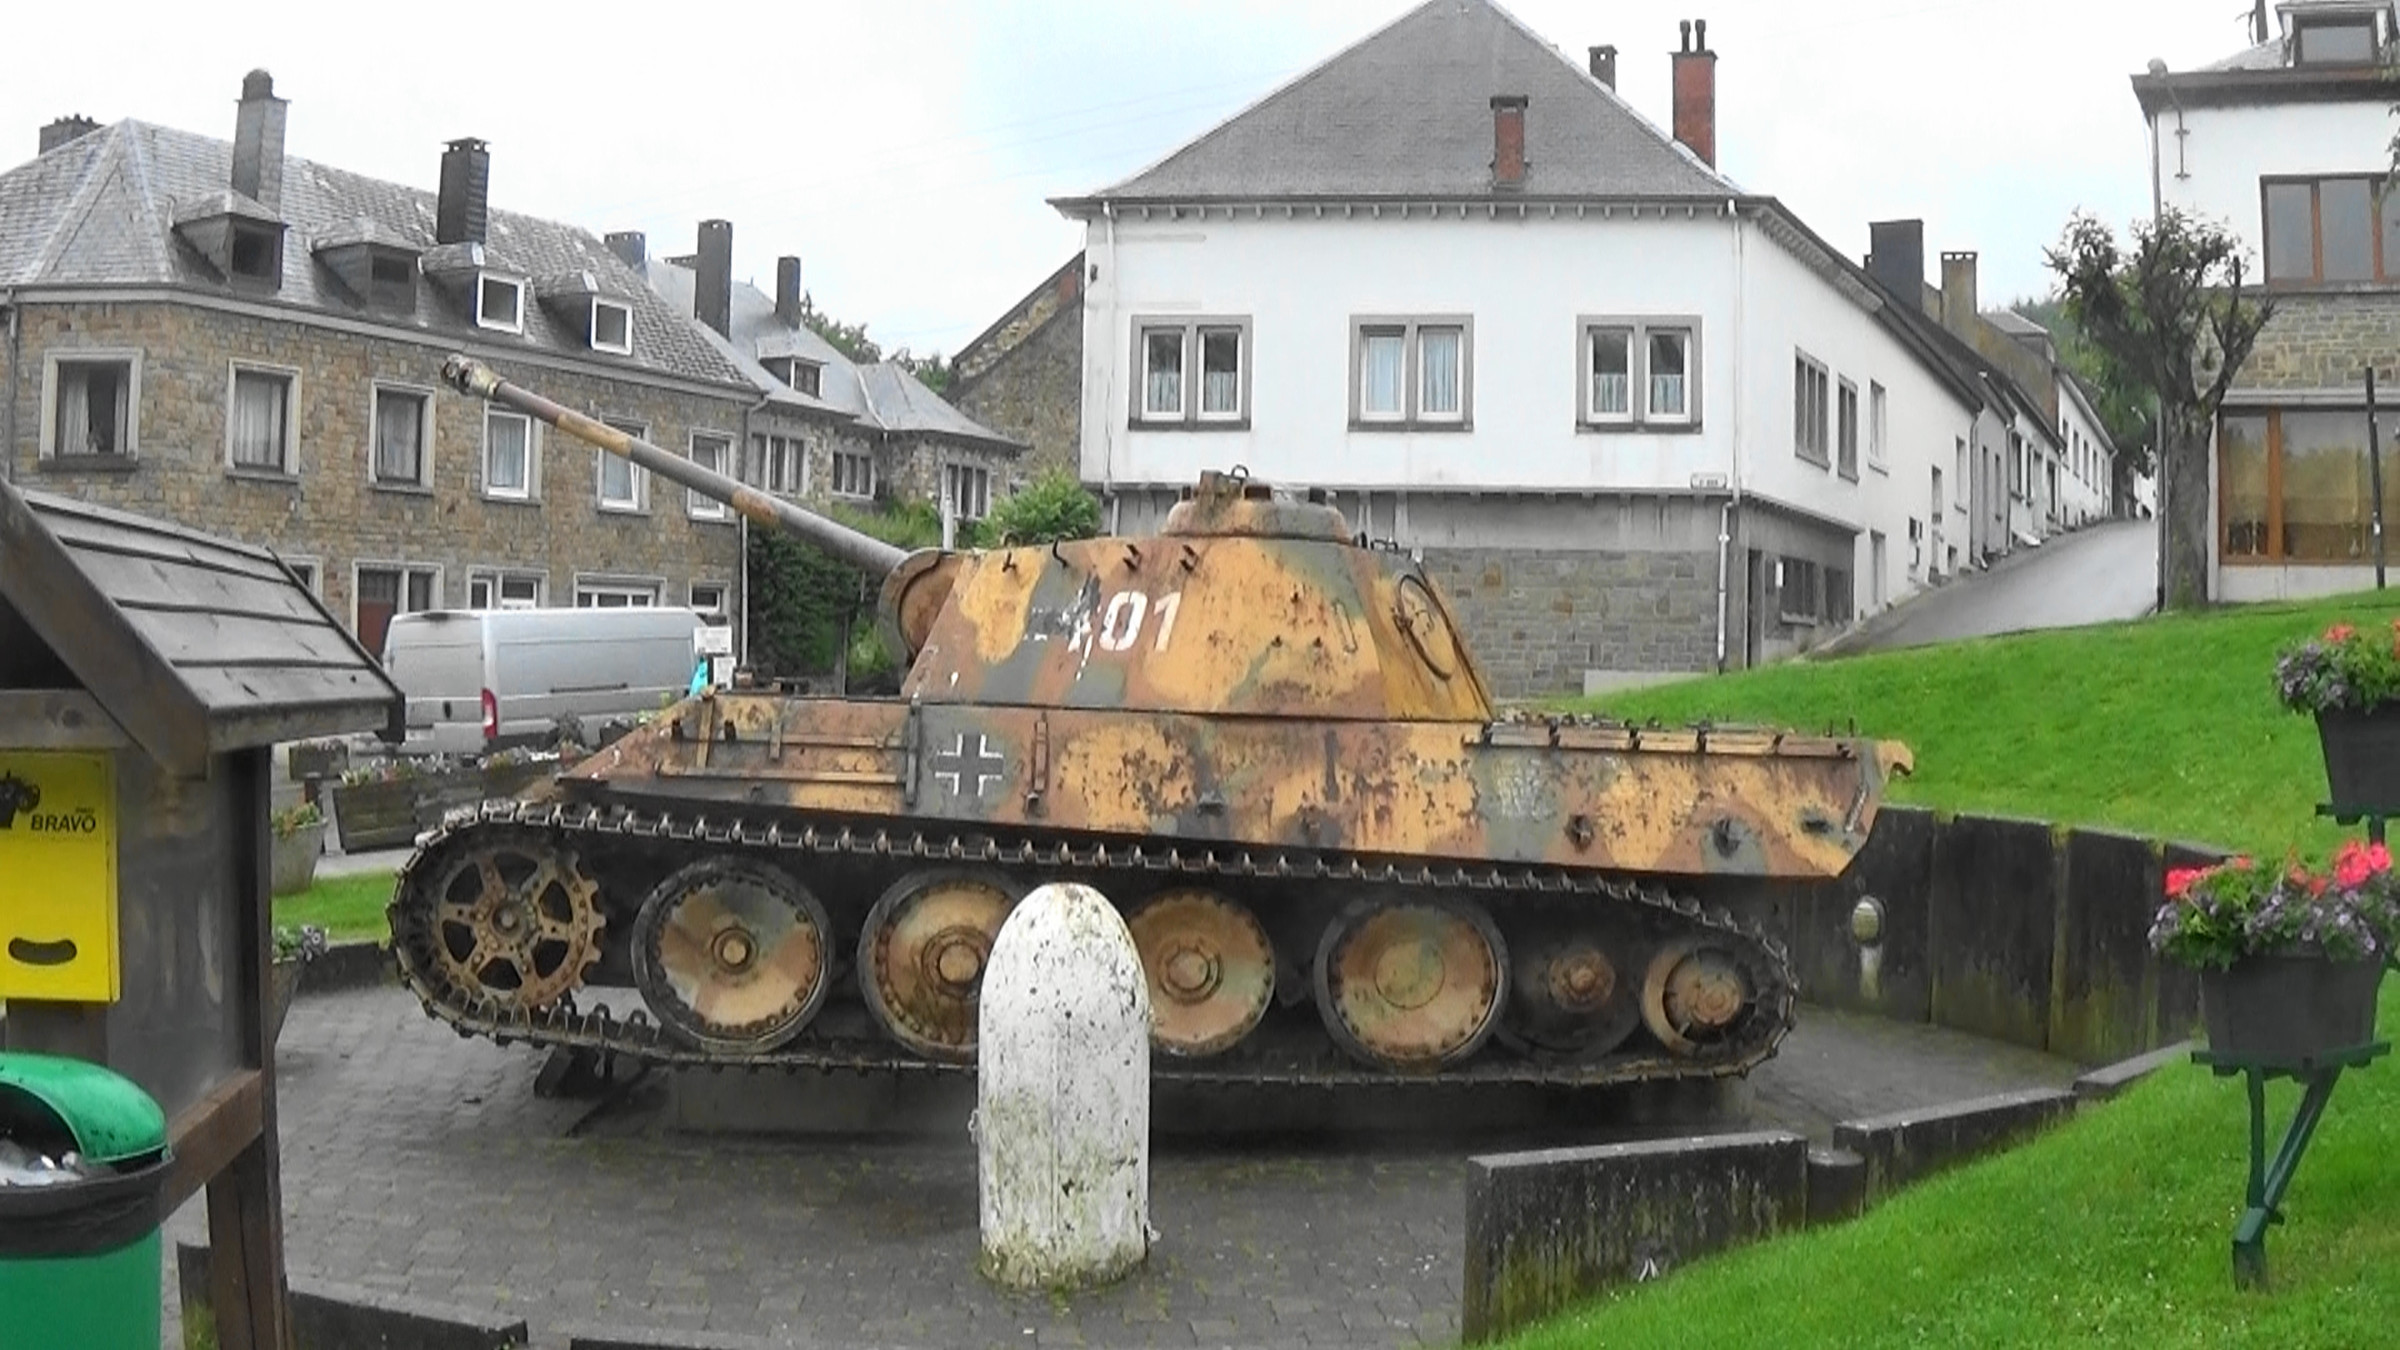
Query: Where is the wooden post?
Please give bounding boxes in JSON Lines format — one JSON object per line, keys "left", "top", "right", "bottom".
{"left": 206, "top": 747, "right": 291, "bottom": 1350}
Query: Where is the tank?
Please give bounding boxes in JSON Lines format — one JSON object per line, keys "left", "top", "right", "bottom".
{"left": 387, "top": 355, "right": 1913, "bottom": 1086}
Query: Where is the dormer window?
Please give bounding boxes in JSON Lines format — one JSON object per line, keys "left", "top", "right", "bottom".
{"left": 2295, "top": 15, "right": 2378, "bottom": 63}
{"left": 228, "top": 222, "right": 280, "bottom": 281}
{"left": 477, "top": 274, "right": 525, "bottom": 332}
{"left": 764, "top": 356, "right": 822, "bottom": 397}
{"left": 370, "top": 252, "right": 415, "bottom": 309}
{"left": 590, "top": 299, "right": 632, "bottom": 355}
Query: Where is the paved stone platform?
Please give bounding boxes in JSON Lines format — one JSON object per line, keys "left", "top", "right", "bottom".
{"left": 162, "top": 989, "right": 2073, "bottom": 1349}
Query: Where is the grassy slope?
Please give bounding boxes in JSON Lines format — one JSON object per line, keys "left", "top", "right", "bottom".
{"left": 1570, "top": 589, "right": 2400, "bottom": 859}
{"left": 272, "top": 871, "right": 394, "bottom": 942}
{"left": 1506, "top": 590, "right": 2400, "bottom": 1349}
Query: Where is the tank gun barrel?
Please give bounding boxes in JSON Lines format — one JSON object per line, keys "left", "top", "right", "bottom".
{"left": 439, "top": 355, "right": 910, "bottom": 578}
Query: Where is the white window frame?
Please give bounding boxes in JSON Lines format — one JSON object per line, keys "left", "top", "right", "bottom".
{"left": 573, "top": 575, "right": 664, "bottom": 608}
{"left": 482, "top": 407, "right": 537, "bottom": 502}
{"left": 597, "top": 418, "right": 649, "bottom": 513}
{"left": 1131, "top": 317, "right": 1252, "bottom": 427}
{"left": 830, "top": 448, "right": 876, "bottom": 500}
{"left": 466, "top": 569, "right": 546, "bottom": 610}
{"left": 476, "top": 272, "right": 526, "bottom": 334}
{"left": 280, "top": 557, "right": 321, "bottom": 595}
{"left": 1794, "top": 351, "right": 1831, "bottom": 468}
{"left": 589, "top": 299, "right": 633, "bottom": 355}
{"left": 687, "top": 581, "right": 729, "bottom": 621}
{"left": 943, "top": 462, "right": 991, "bottom": 523}
{"left": 1868, "top": 382, "right": 1889, "bottom": 473}
{"left": 369, "top": 382, "right": 435, "bottom": 490}
{"left": 688, "top": 432, "right": 733, "bottom": 520}
{"left": 1349, "top": 315, "right": 1472, "bottom": 431}
{"left": 39, "top": 349, "right": 143, "bottom": 462}
{"left": 749, "top": 432, "right": 807, "bottom": 496}
{"left": 225, "top": 360, "right": 301, "bottom": 475}
{"left": 1578, "top": 317, "right": 1701, "bottom": 431}
{"left": 1836, "top": 378, "right": 1860, "bottom": 482}
{"left": 1954, "top": 437, "right": 1970, "bottom": 512}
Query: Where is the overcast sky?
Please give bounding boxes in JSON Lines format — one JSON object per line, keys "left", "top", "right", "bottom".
{"left": 7, "top": 1, "right": 2273, "bottom": 361}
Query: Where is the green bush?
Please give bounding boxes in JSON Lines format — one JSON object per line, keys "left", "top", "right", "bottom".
{"left": 746, "top": 499, "right": 940, "bottom": 680}
{"left": 972, "top": 468, "right": 1101, "bottom": 547}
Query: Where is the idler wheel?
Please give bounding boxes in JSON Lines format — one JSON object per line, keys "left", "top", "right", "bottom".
{"left": 1314, "top": 899, "right": 1507, "bottom": 1071}
{"left": 1124, "top": 888, "right": 1275, "bottom": 1057}
{"left": 1501, "top": 936, "right": 1645, "bottom": 1059}
{"left": 1640, "top": 938, "right": 1755, "bottom": 1057}
{"left": 632, "top": 858, "right": 832, "bottom": 1053}
{"left": 858, "top": 869, "right": 1025, "bottom": 1062}
{"left": 414, "top": 836, "right": 604, "bottom": 1012}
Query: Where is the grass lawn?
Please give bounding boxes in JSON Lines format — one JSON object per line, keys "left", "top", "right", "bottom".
{"left": 273, "top": 870, "right": 395, "bottom": 943}
{"left": 1567, "top": 587, "right": 2400, "bottom": 859}
{"left": 1505, "top": 590, "right": 2400, "bottom": 1348}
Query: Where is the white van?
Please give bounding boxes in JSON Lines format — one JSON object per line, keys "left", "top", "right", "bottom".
{"left": 380, "top": 608, "right": 707, "bottom": 756}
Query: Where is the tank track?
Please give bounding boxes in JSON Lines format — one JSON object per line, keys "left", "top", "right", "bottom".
{"left": 391, "top": 797, "right": 1798, "bottom": 1088}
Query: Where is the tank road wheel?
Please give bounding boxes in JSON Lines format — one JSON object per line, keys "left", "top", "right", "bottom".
{"left": 858, "top": 870, "right": 1025, "bottom": 1062}
{"left": 1125, "top": 889, "right": 1275, "bottom": 1057}
{"left": 419, "top": 837, "right": 604, "bottom": 1013}
{"left": 1640, "top": 938, "right": 1757, "bottom": 1057}
{"left": 1314, "top": 900, "right": 1508, "bottom": 1071}
{"left": 632, "top": 859, "right": 833, "bottom": 1054}
{"left": 1502, "top": 936, "right": 1646, "bottom": 1059}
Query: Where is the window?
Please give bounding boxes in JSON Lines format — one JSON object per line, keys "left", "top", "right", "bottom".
{"left": 227, "top": 365, "right": 296, "bottom": 473}
{"left": 1836, "top": 379, "right": 1860, "bottom": 481}
{"left": 2220, "top": 407, "right": 2400, "bottom": 562}
{"left": 2262, "top": 175, "right": 2400, "bottom": 285}
{"left": 483, "top": 408, "right": 533, "bottom": 500}
{"left": 1868, "top": 383, "right": 1888, "bottom": 472}
{"left": 764, "top": 357, "right": 822, "bottom": 398}
{"left": 1132, "top": 318, "right": 1248, "bottom": 426}
{"left": 2295, "top": 17, "right": 2377, "bottom": 64}
{"left": 282, "top": 559, "right": 319, "bottom": 595}
{"left": 598, "top": 418, "right": 647, "bottom": 512}
{"left": 575, "top": 578, "right": 661, "bottom": 608}
{"left": 1793, "top": 354, "right": 1830, "bottom": 467}
{"left": 229, "top": 223, "right": 279, "bottom": 281}
{"left": 2009, "top": 431, "right": 2026, "bottom": 499}
{"left": 372, "top": 386, "right": 431, "bottom": 487}
{"left": 466, "top": 571, "right": 543, "bottom": 609}
{"left": 44, "top": 355, "right": 138, "bottom": 460}
{"left": 943, "top": 463, "right": 991, "bottom": 523}
{"left": 1587, "top": 326, "right": 1633, "bottom": 421}
{"left": 1931, "top": 465, "right": 1945, "bottom": 526}
{"left": 477, "top": 274, "right": 525, "bottom": 332}
{"left": 1954, "top": 437, "right": 1969, "bottom": 510}
{"left": 1578, "top": 319, "right": 1702, "bottom": 429}
{"left": 356, "top": 563, "right": 439, "bottom": 660}
{"left": 1647, "top": 329, "right": 1690, "bottom": 421}
{"left": 589, "top": 300, "right": 632, "bottom": 355}
{"left": 688, "top": 582, "right": 728, "bottom": 623}
{"left": 831, "top": 448, "right": 876, "bottom": 499}
{"left": 1351, "top": 316, "right": 1470, "bottom": 429}
{"left": 688, "top": 433, "right": 732, "bottom": 519}
{"left": 749, "top": 433, "right": 805, "bottom": 495}
{"left": 369, "top": 250, "right": 415, "bottom": 310}
{"left": 1776, "top": 556, "right": 1822, "bottom": 624}
{"left": 1825, "top": 568, "right": 1854, "bottom": 625}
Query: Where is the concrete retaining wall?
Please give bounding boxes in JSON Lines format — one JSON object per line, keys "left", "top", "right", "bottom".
{"left": 179, "top": 1242, "right": 528, "bottom": 1349}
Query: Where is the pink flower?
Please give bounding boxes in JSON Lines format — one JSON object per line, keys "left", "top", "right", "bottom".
{"left": 2328, "top": 623, "right": 2358, "bottom": 642}
{"left": 2165, "top": 866, "right": 2209, "bottom": 899}
{"left": 2333, "top": 840, "right": 2392, "bottom": 888}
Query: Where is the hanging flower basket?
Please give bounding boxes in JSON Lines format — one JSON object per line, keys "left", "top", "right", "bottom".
{"left": 2200, "top": 955, "right": 2385, "bottom": 1062}
{"left": 2154, "top": 844, "right": 2399, "bottom": 1060}
{"left": 2274, "top": 620, "right": 2400, "bottom": 807}
{"left": 2314, "top": 704, "right": 2400, "bottom": 809}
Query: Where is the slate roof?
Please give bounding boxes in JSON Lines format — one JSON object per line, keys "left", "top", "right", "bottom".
{"left": 640, "top": 259, "right": 1021, "bottom": 451}
{"left": 1056, "top": 0, "right": 1734, "bottom": 207}
{"left": 1984, "top": 309, "right": 2050, "bottom": 339}
{"left": 0, "top": 476, "right": 401, "bottom": 772}
{"left": 0, "top": 122, "right": 749, "bottom": 391}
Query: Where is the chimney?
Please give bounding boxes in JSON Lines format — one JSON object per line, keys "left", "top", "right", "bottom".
{"left": 435, "top": 137, "right": 491, "bottom": 246}
{"left": 39, "top": 115, "right": 100, "bottom": 156}
{"left": 1490, "top": 95, "right": 1528, "bottom": 189}
{"left": 1589, "top": 45, "right": 1619, "bottom": 89}
{"left": 1671, "top": 19, "right": 1718, "bottom": 168}
{"left": 1940, "top": 250, "right": 1979, "bottom": 338}
{"left": 605, "top": 231, "right": 646, "bottom": 271}
{"left": 695, "top": 219, "right": 733, "bottom": 338}
{"left": 775, "top": 255, "right": 804, "bottom": 328}
{"left": 1866, "top": 220, "right": 1926, "bottom": 307}
{"left": 229, "top": 70, "right": 287, "bottom": 212}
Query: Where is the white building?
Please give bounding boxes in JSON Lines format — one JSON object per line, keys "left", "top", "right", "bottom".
{"left": 2137, "top": 0, "right": 2400, "bottom": 600}
{"left": 1053, "top": 1, "right": 1990, "bottom": 694}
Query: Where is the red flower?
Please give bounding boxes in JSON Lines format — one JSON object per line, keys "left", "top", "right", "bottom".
{"left": 2328, "top": 623, "right": 2358, "bottom": 642}
{"left": 2333, "top": 840, "right": 2393, "bottom": 888}
{"left": 2165, "top": 866, "right": 2209, "bottom": 899}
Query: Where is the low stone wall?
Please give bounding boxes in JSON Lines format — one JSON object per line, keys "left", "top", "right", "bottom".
{"left": 179, "top": 1243, "right": 528, "bottom": 1349}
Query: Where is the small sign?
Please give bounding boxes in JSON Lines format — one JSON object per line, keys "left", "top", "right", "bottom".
{"left": 0, "top": 750, "right": 119, "bottom": 1002}
{"left": 710, "top": 656, "right": 737, "bottom": 687}
{"left": 1690, "top": 472, "right": 1730, "bottom": 491}
{"left": 695, "top": 625, "right": 735, "bottom": 657}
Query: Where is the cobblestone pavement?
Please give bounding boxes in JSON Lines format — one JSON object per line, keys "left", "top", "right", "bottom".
{"left": 162, "top": 989, "right": 2074, "bottom": 1349}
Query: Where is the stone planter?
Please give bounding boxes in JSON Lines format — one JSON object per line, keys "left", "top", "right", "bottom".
{"left": 268, "top": 958, "right": 303, "bottom": 1046}
{"left": 285, "top": 741, "right": 349, "bottom": 782}
{"left": 2314, "top": 704, "right": 2400, "bottom": 810}
{"left": 2200, "top": 955, "right": 2385, "bottom": 1063}
{"left": 331, "top": 761, "right": 558, "bottom": 852}
{"left": 270, "top": 819, "right": 326, "bottom": 896}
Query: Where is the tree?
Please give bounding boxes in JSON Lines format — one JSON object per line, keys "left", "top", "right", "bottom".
{"left": 796, "top": 297, "right": 882, "bottom": 365}
{"left": 2046, "top": 208, "right": 2274, "bottom": 609}
{"left": 2007, "top": 295, "right": 2157, "bottom": 478}
{"left": 970, "top": 468, "right": 1101, "bottom": 547}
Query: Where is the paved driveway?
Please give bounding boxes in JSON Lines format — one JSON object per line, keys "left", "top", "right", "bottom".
{"left": 1837, "top": 519, "right": 2157, "bottom": 655}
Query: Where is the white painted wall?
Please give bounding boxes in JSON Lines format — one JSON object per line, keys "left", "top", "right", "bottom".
{"left": 2152, "top": 101, "right": 2396, "bottom": 248}
{"left": 1078, "top": 206, "right": 1977, "bottom": 620}
{"left": 2055, "top": 380, "right": 2114, "bottom": 527}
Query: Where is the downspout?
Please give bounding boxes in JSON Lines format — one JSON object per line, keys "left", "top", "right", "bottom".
{"left": 2, "top": 290, "right": 18, "bottom": 485}
{"left": 1102, "top": 202, "right": 1122, "bottom": 534}
{"left": 1717, "top": 203, "right": 1746, "bottom": 673}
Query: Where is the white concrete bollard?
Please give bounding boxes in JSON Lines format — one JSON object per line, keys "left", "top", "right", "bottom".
{"left": 975, "top": 881, "right": 1152, "bottom": 1290}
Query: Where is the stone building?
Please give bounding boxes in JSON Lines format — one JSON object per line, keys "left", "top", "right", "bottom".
{"left": 0, "top": 73, "right": 756, "bottom": 658}
{"left": 949, "top": 254, "right": 1085, "bottom": 477}
{"left": 621, "top": 225, "right": 1024, "bottom": 539}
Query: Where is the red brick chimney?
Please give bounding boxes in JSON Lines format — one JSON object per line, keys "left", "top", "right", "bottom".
{"left": 1490, "top": 95, "right": 1528, "bottom": 189}
{"left": 1671, "top": 19, "right": 1717, "bottom": 168}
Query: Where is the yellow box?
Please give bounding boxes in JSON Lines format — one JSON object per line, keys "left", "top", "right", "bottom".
{"left": 0, "top": 750, "right": 119, "bottom": 1002}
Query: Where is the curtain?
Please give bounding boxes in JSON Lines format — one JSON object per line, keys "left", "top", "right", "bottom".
{"left": 1590, "top": 330, "right": 1630, "bottom": 417}
{"left": 1419, "top": 329, "right": 1460, "bottom": 416}
{"left": 376, "top": 393, "right": 421, "bottom": 481}
{"left": 231, "top": 373, "right": 285, "bottom": 468}
{"left": 487, "top": 414, "right": 527, "bottom": 492}
{"left": 1145, "top": 331, "right": 1183, "bottom": 415}
{"left": 1360, "top": 333, "right": 1404, "bottom": 415}
{"left": 1649, "top": 333, "right": 1687, "bottom": 417}
{"left": 1201, "top": 330, "right": 1240, "bottom": 415}
{"left": 57, "top": 367, "right": 93, "bottom": 455}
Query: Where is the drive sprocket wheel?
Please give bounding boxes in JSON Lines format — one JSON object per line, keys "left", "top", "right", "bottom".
{"left": 404, "top": 833, "right": 605, "bottom": 1013}
{"left": 632, "top": 858, "right": 832, "bottom": 1054}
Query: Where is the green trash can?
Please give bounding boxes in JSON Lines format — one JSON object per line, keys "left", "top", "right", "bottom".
{"left": 0, "top": 1052, "right": 172, "bottom": 1350}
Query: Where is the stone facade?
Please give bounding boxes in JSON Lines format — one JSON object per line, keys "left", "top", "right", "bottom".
{"left": 951, "top": 259, "right": 1084, "bottom": 477}
{"left": 2235, "top": 292, "right": 2400, "bottom": 392}
{"left": 1418, "top": 547, "right": 1717, "bottom": 697}
{"left": 5, "top": 298, "right": 751, "bottom": 644}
